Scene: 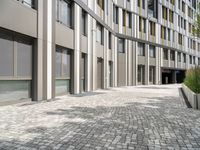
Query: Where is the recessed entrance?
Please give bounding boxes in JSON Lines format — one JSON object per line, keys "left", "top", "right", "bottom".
{"left": 97, "top": 58, "right": 103, "bottom": 89}
{"left": 161, "top": 68, "right": 186, "bottom": 84}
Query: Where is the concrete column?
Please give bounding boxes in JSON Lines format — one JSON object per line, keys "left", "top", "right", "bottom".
{"left": 175, "top": 51, "right": 178, "bottom": 68}
{"left": 168, "top": 49, "right": 171, "bottom": 67}
{"left": 92, "top": 18, "right": 97, "bottom": 90}
{"left": 33, "top": 0, "right": 43, "bottom": 101}
{"left": 135, "top": 42, "right": 138, "bottom": 85}
{"left": 118, "top": 8, "right": 123, "bottom": 34}
{"left": 145, "top": 44, "right": 149, "bottom": 85}
{"left": 74, "top": 4, "right": 81, "bottom": 94}
{"left": 127, "top": 40, "right": 133, "bottom": 86}
{"left": 114, "top": 36, "right": 118, "bottom": 87}
{"left": 87, "top": 15, "right": 92, "bottom": 92}
{"left": 156, "top": 47, "right": 160, "bottom": 85}
{"left": 125, "top": 39, "right": 128, "bottom": 86}
{"left": 41, "top": 0, "right": 55, "bottom": 100}
{"left": 104, "top": 29, "right": 108, "bottom": 89}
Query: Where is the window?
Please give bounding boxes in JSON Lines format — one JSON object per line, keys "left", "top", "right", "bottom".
{"left": 0, "top": 33, "right": 32, "bottom": 77}
{"left": 138, "top": 42, "right": 145, "bottom": 56}
{"left": 139, "top": 17, "right": 146, "bottom": 33}
{"left": 97, "top": 0, "right": 104, "bottom": 10}
{"left": 170, "top": 0, "right": 175, "bottom": 5}
{"left": 162, "top": 6, "right": 168, "bottom": 20}
{"left": 113, "top": 5, "right": 119, "bottom": 24}
{"left": 23, "top": 0, "right": 34, "bottom": 8}
{"left": 169, "top": 10, "right": 173, "bottom": 23}
{"left": 161, "top": 26, "right": 166, "bottom": 39}
{"left": 178, "top": 33, "right": 182, "bottom": 45}
{"left": 108, "top": 32, "right": 112, "bottom": 49}
{"left": 82, "top": 10, "right": 87, "bottom": 36}
{"left": 138, "top": 0, "right": 145, "bottom": 9}
{"left": 148, "top": 0, "right": 158, "bottom": 18}
{"left": 149, "top": 21, "right": 155, "bottom": 36}
{"left": 149, "top": 66, "right": 155, "bottom": 84}
{"left": 193, "top": 56, "right": 196, "bottom": 64}
{"left": 182, "top": 1, "right": 185, "bottom": 13}
{"left": 96, "top": 22, "right": 104, "bottom": 45}
{"left": 190, "top": 55, "right": 192, "bottom": 64}
{"left": 0, "top": 34, "right": 13, "bottom": 76}
{"left": 178, "top": 52, "right": 181, "bottom": 62}
{"left": 183, "top": 54, "right": 186, "bottom": 63}
{"left": 57, "top": 0, "right": 72, "bottom": 28}
{"left": 127, "top": 12, "right": 132, "bottom": 28}
{"left": 118, "top": 38, "right": 125, "bottom": 53}
{"left": 138, "top": 65, "right": 145, "bottom": 84}
{"left": 55, "top": 47, "right": 71, "bottom": 95}
{"left": 0, "top": 31, "right": 33, "bottom": 101}
{"left": 149, "top": 45, "right": 156, "bottom": 58}
{"left": 123, "top": 10, "right": 126, "bottom": 26}
{"left": 198, "top": 58, "right": 200, "bottom": 65}
{"left": 163, "top": 48, "right": 168, "bottom": 60}
{"left": 170, "top": 50, "right": 175, "bottom": 61}
{"left": 168, "top": 28, "right": 171, "bottom": 41}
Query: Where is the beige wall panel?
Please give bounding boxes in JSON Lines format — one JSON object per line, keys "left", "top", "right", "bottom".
{"left": 81, "top": 35, "right": 88, "bottom": 53}
{"left": 55, "top": 23, "right": 74, "bottom": 49}
{"left": 0, "top": 0, "right": 37, "bottom": 37}
{"left": 96, "top": 42, "right": 104, "bottom": 58}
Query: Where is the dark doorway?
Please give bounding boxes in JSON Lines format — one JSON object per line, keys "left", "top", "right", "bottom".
{"left": 176, "top": 70, "right": 186, "bottom": 83}
{"left": 108, "top": 61, "right": 113, "bottom": 87}
{"left": 97, "top": 58, "right": 103, "bottom": 89}
{"left": 162, "top": 68, "right": 186, "bottom": 84}
{"left": 162, "top": 71, "right": 173, "bottom": 84}
{"left": 80, "top": 53, "right": 86, "bottom": 93}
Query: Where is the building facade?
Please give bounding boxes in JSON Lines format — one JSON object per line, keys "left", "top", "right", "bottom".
{"left": 0, "top": 0, "right": 200, "bottom": 103}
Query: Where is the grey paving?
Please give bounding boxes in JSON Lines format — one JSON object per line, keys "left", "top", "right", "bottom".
{"left": 0, "top": 84, "right": 200, "bottom": 150}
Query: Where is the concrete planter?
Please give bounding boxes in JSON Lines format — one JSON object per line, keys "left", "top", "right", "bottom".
{"left": 182, "top": 84, "right": 200, "bottom": 109}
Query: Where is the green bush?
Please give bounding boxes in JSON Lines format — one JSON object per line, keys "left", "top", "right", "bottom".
{"left": 184, "top": 67, "right": 200, "bottom": 93}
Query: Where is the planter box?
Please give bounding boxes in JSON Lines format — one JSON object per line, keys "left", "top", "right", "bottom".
{"left": 182, "top": 84, "right": 200, "bottom": 109}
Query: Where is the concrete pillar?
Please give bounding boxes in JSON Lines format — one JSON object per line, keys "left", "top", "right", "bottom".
{"left": 87, "top": 15, "right": 92, "bottom": 92}
{"left": 39, "top": 0, "right": 55, "bottom": 100}
{"left": 92, "top": 18, "right": 97, "bottom": 90}
{"left": 74, "top": 4, "right": 81, "bottom": 94}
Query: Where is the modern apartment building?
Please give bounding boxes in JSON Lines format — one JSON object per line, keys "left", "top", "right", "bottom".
{"left": 0, "top": 0, "right": 200, "bottom": 103}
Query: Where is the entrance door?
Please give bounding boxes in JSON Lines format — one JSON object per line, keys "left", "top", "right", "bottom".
{"left": 97, "top": 58, "right": 103, "bottom": 89}
{"left": 80, "top": 53, "right": 86, "bottom": 93}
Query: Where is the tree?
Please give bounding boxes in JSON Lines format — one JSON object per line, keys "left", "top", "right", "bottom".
{"left": 193, "top": 3, "right": 200, "bottom": 38}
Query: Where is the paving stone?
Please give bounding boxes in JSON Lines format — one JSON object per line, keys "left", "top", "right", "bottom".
{"left": 0, "top": 85, "right": 200, "bottom": 149}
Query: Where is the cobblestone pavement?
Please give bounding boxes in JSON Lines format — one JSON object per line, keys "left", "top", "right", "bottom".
{"left": 0, "top": 84, "right": 200, "bottom": 150}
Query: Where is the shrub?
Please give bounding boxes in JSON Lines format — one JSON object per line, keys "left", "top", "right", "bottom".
{"left": 184, "top": 67, "right": 200, "bottom": 94}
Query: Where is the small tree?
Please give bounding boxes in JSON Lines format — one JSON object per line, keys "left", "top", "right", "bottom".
{"left": 192, "top": 4, "right": 200, "bottom": 38}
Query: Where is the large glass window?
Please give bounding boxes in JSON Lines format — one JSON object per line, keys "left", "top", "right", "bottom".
{"left": 96, "top": 22, "right": 104, "bottom": 45}
{"left": 138, "top": 42, "right": 145, "bottom": 56}
{"left": 138, "top": 65, "right": 145, "bottom": 84}
{"left": 178, "top": 52, "right": 181, "bottom": 62}
{"left": 148, "top": 0, "right": 158, "bottom": 18}
{"left": 149, "top": 45, "right": 156, "bottom": 58}
{"left": 17, "top": 41, "right": 32, "bottom": 77}
{"left": 170, "top": 50, "right": 175, "bottom": 61}
{"left": 0, "top": 31, "right": 33, "bottom": 102}
{"left": 82, "top": 10, "right": 87, "bottom": 36}
{"left": 57, "top": 0, "right": 72, "bottom": 28}
{"left": 0, "top": 34, "right": 13, "bottom": 76}
{"left": 118, "top": 38, "right": 125, "bottom": 53}
{"left": 149, "top": 66, "right": 155, "bottom": 84}
{"left": 163, "top": 48, "right": 168, "bottom": 60}
{"left": 55, "top": 47, "right": 71, "bottom": 95}
{"left": 113, "top": 5, "right": 119, "bottom": 24}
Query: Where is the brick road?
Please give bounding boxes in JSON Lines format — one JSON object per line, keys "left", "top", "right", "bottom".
{"left": 0, "top": 84, "right": 200, "bottom": 150}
